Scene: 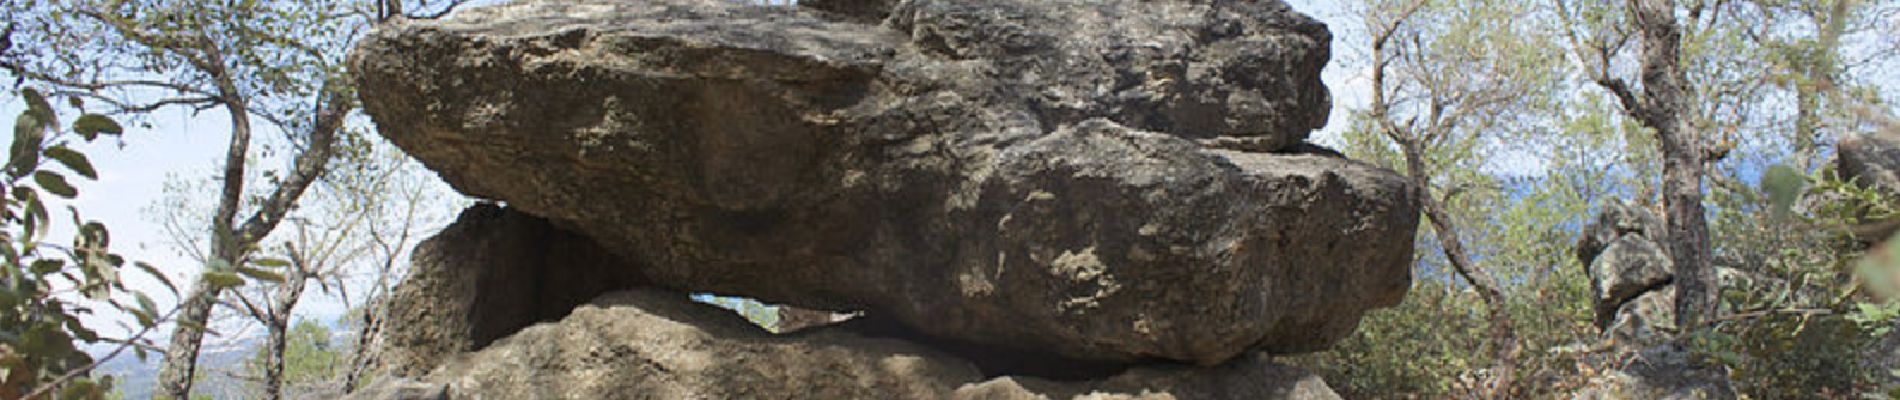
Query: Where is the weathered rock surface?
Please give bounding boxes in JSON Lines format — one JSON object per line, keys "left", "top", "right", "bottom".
{"left": 1571, "top": 345, "right": 1735, "bottom": 400}
{"left": 1577, "top": 200, "right": 1676, "bottom": 344}
{"left": 1571, "top": 203, "right": 1734, "bottom": 400}
{"left": 1839, "top": 133, "right": 1900, "bottom": 196}
{"left": 353, "top": 0, "right": 1417, "bottom": 364}
{"left": 372, "top": 205, "right": 650, "bottom": 377}
{"left": 333, "top": 377, "right": 448, "bottom": 400}
{"left": 345, "top": 290, "right": 1340, "bottom": 400}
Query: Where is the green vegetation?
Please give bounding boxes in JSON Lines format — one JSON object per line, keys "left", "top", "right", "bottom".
{"left": 0, "top": 89, "right": 162, "bottom": 400}
{"left": 1291, "top": 0, "right": 1900, "bottom": 398}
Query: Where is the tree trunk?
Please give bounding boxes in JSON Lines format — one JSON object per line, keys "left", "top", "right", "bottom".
{"left": 262, "top": 268, "right": 310, "bottom": 400}
{"left": 341, "top": 299, "right": 387, "bottom": 393}
{"left": 153, "top": 77, "right": 345, "bottom": 399}
{"left": 155, "top": 96, "right": 256, "bottom": 400}
{"left": 1630, "top": 0, "right": 1716, "bottom": 329}
{"left": 1399, "top": 139, "right": 1519, "bottom": 399}
{"left": 262, "top": 312, "right": 289, "bottom": 400}
{"left": 152, "top": 279, "right": 219, "bottom": 400}
{"left": 1366, "top": 6, "right": 1517, "bottom": 396}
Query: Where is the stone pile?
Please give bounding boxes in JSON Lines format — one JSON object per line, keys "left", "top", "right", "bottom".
{"left": 343, "top": 0, "right": 1423, "bottom": 398}
{"left": 1575, "top": 201, "right": 1676, "bottom": 346}
{"left": 1571, "top": 202, "right": 1735, "bottom": 400}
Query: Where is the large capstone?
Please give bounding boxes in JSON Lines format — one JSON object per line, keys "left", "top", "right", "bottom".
{"left": 353, "top": 0, "right": 1418, "bottom": 364}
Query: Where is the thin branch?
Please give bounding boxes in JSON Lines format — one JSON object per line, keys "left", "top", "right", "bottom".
{"left": 234, "top": 84, "right": 350, "bottom": 247}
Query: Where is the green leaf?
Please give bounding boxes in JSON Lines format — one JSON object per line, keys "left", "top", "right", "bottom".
{"left": 135, "top": 261, "right": 179, "bottom": 296}
{"left": 10, "top": 110, "right": 46, "bottom": 178}
{"left": 21, "top": 88, "right": 55, "bottom": 122}
{"left": 250, "top": 257, "right": 292, "bottom": 268}
{"left": 236, "top": 266, "right": 285, "bottom": 283}
{"left": 33, "top": 171, "right": 77, "bottom": 198}
{"left": 78, "top": 221, "right": 109, "bottom": 247}
{"left": 1761, "top": 164, "right": 1808, "bottom": 218}
{"left": 174, "top": 318, "right": 209, "bottom": 334}
{"left": 203, "top": 271, "right": 246, "bottom": 290}
{"left": 64, "top": 317, "right": 99, "bottom": 343}
{"left": 43, "top": 146, "right": 96, "bottom": 179}
{"left": 128, "top": 307, "right": 154, "bottom": 330}
{"left": 30, "top": 259, "right": 63, "bottom": 275}
{"left": 134, "top": 292, "right": 159, "bottom": 328}
{"left": 71, "top": 114, "right": 123, "bottom": 141}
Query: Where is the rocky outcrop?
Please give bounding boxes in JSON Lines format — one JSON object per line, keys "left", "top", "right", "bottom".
{"left": 372, "top": 205, "right": 650, "bottom": 377}
{"left": 346, "top": 290, "right": 1340, "bottom": 400}
{"left": 1577, "top": 200, "right": 1676, "bottom": 345}
{"left": 353, "top": 0, "right": 1416, "bottom": 365}
{"left": 1571, "top": 203, "right": 1734, "bottom": 400}
{"left": 1571, "top": 344, "right": 1736, "bottom": 400}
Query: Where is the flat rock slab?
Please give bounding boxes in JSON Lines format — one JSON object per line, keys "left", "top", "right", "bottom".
{"left": 346, "top": 290, "right": 1341, "bottom": 400}
{"left": 353, "top": 0, "right": 1417, "bottom": 364}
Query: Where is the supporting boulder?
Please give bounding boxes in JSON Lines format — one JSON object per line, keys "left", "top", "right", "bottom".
{"left": 371, "top": 205, "right": 649, "bottom": 377}
{"left": 348, "top": 290, "right": 1341, "bottom": 400}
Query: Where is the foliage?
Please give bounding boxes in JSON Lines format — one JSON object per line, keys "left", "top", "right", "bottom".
{"left": 696, "top": 294, "right": 784, "bottom": 331}
{"left": 1297, "top": 0, "right": 1900, "bottom": 398}
{"left": 1685, "top": 166, "right": 1882, "bottom": 397}
{"left": 240, "top": 320, "right": 342, "bottom": 397}
{"left": 0, "top": 89, "right": 167, "bottom": 400}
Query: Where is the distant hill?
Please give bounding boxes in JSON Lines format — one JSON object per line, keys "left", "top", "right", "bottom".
{"left": 92, "top": 318, "right": 352, "bottom": 400}
{"left": 94, "top": 333, "right": 263, "bottom": 400}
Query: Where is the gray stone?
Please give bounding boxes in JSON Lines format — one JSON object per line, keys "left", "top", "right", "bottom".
{"left": 1577, "top": 200, "right": 1664, "bottom": 268}
{"left": 340, "top": 377, "right": 449, "bottom": 400}
{"left": 1602, "top": 288, "right": 1675, "bottom": 347}
{"left": 1572, "top": 206, "right": 1733, "bottom": 399}
{"left": 1572, "top": 344, "right": 1735, "bottom": 400}
{"left": 1839, "top": 133, "right": 1900, "bottom": 196}
{"left": 800, "top": 0, "right": 896, "bottom": 23}
{"left": 1577, "top": 201, "right": 1677, "bottom": 339}
{"left": 380, "top": 290, "right": 1339, "bottom": 400}
{"left": 352, "top": 0, "right": 1416, "bottom": 364}
{"left": 1587, "top": 237, "right": 1674, "bottom": 331}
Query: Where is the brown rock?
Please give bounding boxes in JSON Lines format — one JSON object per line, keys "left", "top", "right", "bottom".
{"left": 352, "top": 0, "right": 1414, "bottom": 364}
{"left": 372, "top": 205, "right": 648, "bottom": 377}
{"left": 351, "top": 290, "right": 1339, "bottom": 400}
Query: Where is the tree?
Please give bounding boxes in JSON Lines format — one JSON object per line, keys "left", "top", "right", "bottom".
{"left": 1554, "top": 0, "right": 1718, "bottom": 329}
{"left": 3, "top": 1, "right": 476, "bottom": 397}
{"left": 25, "top": 4, "right": 359, "bottom": 398}
{"left": 240, "top": 319, "right": 342, "bottom": 398}
{"left": 1346, "top": 0, "right": 1567, "bottom": 396}
{"left": 333, "top": 143, "right": 461, "bottom": 392}
{"left": 230, "top": 138, "right": 456, "bottom": 399}
{"left": 5, "top": 2, "right": 355, "bottom": 398}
